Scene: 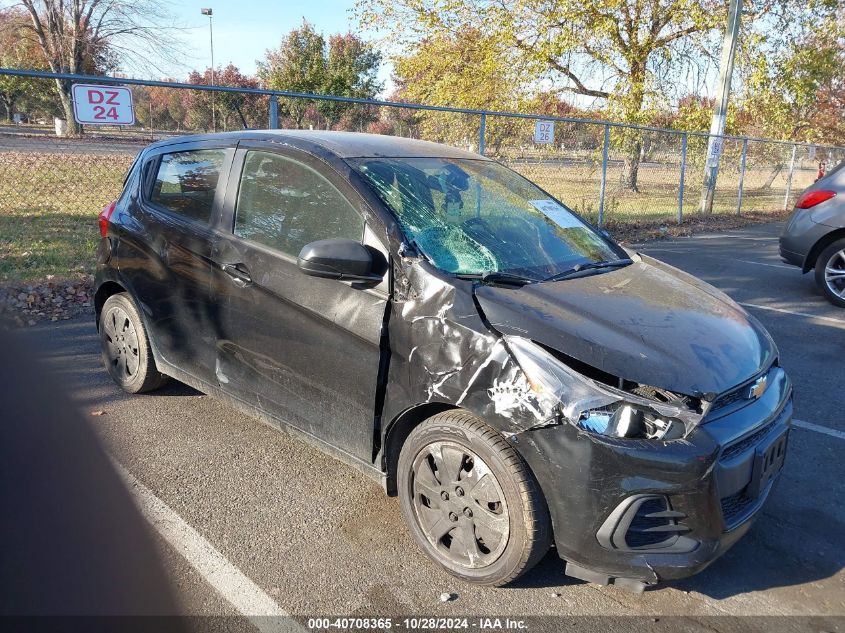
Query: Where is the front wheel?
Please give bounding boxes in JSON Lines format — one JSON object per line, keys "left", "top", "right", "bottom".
{"left": 815, "top": 238, "right": 845, "bottom": 308}
{"left": 397, "top": 411, "right": 551, "bottom": 586}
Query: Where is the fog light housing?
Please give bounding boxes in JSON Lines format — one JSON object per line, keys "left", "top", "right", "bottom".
{"left": 597, "top": 494, "right": 695, "bottom": 552}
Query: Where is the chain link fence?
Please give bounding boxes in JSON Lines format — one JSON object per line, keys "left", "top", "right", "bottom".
{"left": 2, "top": 69, "right": 844, "bottom": 282}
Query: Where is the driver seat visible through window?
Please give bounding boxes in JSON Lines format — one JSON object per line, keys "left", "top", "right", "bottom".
{"left": 234, "top": 150, "right": 364, "bottom": 255}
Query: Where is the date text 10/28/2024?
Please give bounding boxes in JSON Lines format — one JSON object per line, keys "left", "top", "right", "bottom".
{"left": 306, "top": 618, "right": 529, "bottom": 630}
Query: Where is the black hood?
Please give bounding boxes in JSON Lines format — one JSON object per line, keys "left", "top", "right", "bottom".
{"left": 474, "top": 256, "right": 777, "bottom": 397}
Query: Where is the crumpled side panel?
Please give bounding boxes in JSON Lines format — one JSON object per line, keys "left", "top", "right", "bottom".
{"left": 380, "top": 259, "right": 705, "bottom": 445}
{"left": 381, "top": 259, "right": 558, "bottom": 435}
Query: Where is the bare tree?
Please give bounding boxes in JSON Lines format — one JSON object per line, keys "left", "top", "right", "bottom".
{"left": 18, "top": 0, "right": 184, "bottom": 135}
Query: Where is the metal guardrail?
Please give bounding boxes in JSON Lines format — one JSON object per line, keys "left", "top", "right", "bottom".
{"left": 2, "top": 67, "right": 844, "bottom": 226}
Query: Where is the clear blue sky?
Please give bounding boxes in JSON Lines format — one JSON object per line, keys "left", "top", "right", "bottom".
{"left": 167, "top": 0, "right": 392, "bottom": 91}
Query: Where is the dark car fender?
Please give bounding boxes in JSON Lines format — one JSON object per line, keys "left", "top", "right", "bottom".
{"left": 93, "top": 265, "right": 165, "bottom": 364}
{"left": 379, "top": 257, "right": 562, "bottom": 494}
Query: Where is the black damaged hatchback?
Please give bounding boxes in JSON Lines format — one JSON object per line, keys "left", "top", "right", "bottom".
{"left": 95, "top": 131, "right": 792, "bottom": 590}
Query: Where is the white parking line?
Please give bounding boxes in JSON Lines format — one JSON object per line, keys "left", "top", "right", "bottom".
{"left": 739, "top": 302, "right": 845, "bottom": 327}
{"left": 687, "top": 235, "right": 778, "bottom": 241}
{"left": 793, "top": 419, "right": 845, "bottom": 441}
{"left": 735, "top": 259, "right": 795, "bottom": 270}
{"left": 644, "top": 251, "right": 795, "bottom": 270}
{"left": 112, "top": 460, "right": 300, "bottom": 633}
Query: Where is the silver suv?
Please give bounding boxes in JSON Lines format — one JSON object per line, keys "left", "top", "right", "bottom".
{"left": 780, "top": 161, "right": 845, "bottom": 306}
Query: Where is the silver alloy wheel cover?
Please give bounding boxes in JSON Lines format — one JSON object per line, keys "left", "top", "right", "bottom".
{"left": 824, "top": 249, "right": 845, "bottom": 298}
{"left": 103, "top": 306, "right": 141, "bottom": 380}
{"left": 410, "top": 441, "right": 510, "bottom": 569}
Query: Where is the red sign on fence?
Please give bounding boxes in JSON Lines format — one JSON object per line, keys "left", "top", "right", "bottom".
{"left": 71, "top": 84, "right": 135, "bottom": 125}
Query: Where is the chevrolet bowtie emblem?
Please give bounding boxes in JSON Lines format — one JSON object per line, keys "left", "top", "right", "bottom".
{"left": 749, "top": 375, "right": 768, "bottom": 399}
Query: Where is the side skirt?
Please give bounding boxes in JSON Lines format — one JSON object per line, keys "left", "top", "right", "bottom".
{"left": 156, "top": 360, "right": 389, "bottom": 492}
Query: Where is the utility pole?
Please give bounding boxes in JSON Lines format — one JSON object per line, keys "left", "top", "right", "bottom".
{"left": 699, "top": 0, "right": 743, "bottom": 214}
{"left": 201, "top": 8, "right": 216, "bottom": 132}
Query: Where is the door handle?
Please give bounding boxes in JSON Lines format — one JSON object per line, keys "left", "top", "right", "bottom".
{"left": 220, "top": 262, "right": 252, "bottom": 287}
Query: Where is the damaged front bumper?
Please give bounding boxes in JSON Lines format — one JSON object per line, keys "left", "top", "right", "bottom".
{"left": 510, "top": 365, "right": 792, "bottom": 588}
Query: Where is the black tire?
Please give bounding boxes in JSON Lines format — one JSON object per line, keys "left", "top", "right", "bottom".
{"left": 99, "top": 292, "right": 168, "bottom": 393}
{"left": 814, "top": 238, "right": 845, "bottom": 308}
{"left": 397, "top": 411, "right": 551, "bottom": 586}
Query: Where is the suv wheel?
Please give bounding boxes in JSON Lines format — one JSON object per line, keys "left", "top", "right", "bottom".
{"left": 99, "top": 292, "right": 168, "bottom": 393}
{"left": 397, "top": 411, "right": 551, "bottom": 586}
{"left": 815, "top": 238, "right": 845, "bottom": 307}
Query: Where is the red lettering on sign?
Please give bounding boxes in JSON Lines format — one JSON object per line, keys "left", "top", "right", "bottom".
{"left": 73, "top": 83, "right": 134, "bottom": 125}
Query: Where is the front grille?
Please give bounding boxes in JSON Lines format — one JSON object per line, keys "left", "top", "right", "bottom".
{"left": 720, "top": 488, "right": 757, "bottom": 527}
{"left": 721, "top": 419, "right": 777, "bottom": 460}
{"left": 709, "top": 363, "right": 775, "bottom": 416}
{"left": 711, "top": 387, "right": 748, "bottom": 411}
{"left": 717, "top": 406, "right": 790, "bottom": 530}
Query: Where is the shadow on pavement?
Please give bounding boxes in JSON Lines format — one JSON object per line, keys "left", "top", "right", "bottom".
{"left": 671, "top": 506, "right": 845, "bottom": 599}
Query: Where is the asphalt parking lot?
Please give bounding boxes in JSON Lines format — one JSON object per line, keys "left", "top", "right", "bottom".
{"left": 17, "top": 221, "right": 845, "bottom": 631}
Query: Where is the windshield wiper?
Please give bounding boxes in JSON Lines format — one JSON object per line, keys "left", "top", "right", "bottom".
{"left": 455, "top": 271, "right": 540, "bottom": 286}
{"left": 542, "top": 258, "right": 633, "bottom": 283}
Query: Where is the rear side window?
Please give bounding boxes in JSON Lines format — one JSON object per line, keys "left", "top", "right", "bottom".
{"left": 117, "top": 155, "right": 141, "bottom": 204}
{"left": 234, "top": 150, "right": 364, "bottom": 256}
{"left": 150, "top": 149, "right": 227, "bottom": 223}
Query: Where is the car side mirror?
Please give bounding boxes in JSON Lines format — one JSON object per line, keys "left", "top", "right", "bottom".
{"left": 297, "top": 238, "right": 387, "bottom": 283}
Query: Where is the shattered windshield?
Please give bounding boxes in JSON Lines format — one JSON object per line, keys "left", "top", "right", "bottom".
{"left": 349, "top": 157, "right": 620, "bottom": 279}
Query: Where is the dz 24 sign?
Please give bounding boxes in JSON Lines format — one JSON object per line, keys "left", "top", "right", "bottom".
{"left": 72, "top": 84, "right": 135, "bottom": 125}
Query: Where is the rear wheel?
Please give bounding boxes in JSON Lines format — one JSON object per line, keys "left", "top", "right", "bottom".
{"left": 99, "top": 292, "right": 168, "bottom": 393}
{"left": 397, "top": 411, "right": 551, "bottom": 586}
{"left": 815, "top": 238, "right": 845, "bottom": 307}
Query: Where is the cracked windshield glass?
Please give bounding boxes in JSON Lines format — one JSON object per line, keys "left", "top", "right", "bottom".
{"left": 350, "top": 158, "right": 620, "bottom": 280}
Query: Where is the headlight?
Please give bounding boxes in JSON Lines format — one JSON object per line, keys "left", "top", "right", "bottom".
{"left": 578, "top": 403, "right": 685, "bottom": 440}
{"left": 504, "top": 336, "right": 699, "bottom": 440}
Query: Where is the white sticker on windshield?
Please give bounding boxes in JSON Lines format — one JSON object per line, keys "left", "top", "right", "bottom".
{"left": 529, "top": 199, "right": 582, "bottom": 229}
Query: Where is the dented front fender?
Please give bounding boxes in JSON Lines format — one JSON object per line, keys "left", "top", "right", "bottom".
{"left": 381, "top": 258, "right": 559, "bottom": 441}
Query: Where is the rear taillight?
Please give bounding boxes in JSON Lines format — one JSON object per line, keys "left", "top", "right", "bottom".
{"left": 98, "top": 201, "right": 117, "bottom": 237}
{"left": 795, "top": 190, "right": 836, "bottom": 209}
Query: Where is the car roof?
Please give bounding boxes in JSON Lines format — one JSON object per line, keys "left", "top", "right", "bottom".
{"left": 148, "top": 130, "right": 489, "bottom": 161}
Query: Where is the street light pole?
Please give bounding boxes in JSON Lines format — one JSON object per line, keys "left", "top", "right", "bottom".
{"left": 201, "top": 8, "right": 215, "bottom": 132}
{"left": 699, "top": 0, "right": 743, "bottom": 214}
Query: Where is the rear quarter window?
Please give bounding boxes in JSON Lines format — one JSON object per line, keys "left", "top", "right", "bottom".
{"left": 150, "top": 149, "right": 227, "bottom": 223}
{"left": 116, "top": 155, "right": 141, "bottom": 204}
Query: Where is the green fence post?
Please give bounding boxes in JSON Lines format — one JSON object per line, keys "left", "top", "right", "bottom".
{"left": 269, "top": 95, "right": 279, "bottom": 129}
{"left": 736, "top": 138, "right": 748, "bottom": 215}
{"left": 678, "top": 132, "right": 687, "bottom": 224}
{"left": 598, "top": 125, "right": 610, "bottom": 226}
{"left": 783, "top": 144, "right": 797, "bottom": 210}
